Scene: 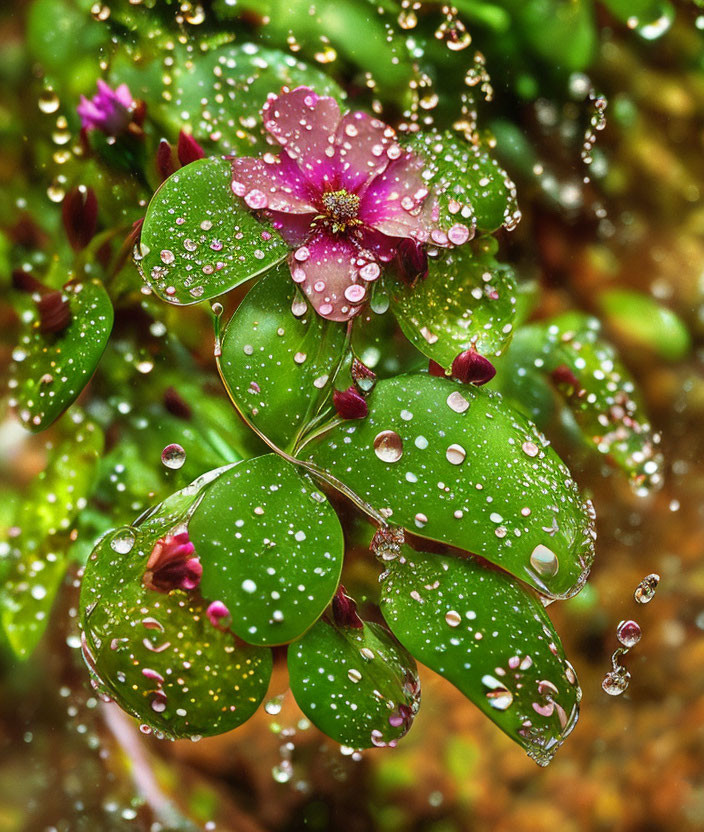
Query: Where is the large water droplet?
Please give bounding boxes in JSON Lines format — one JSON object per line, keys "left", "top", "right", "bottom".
{"left": 602, "top": 666, "right": 630, "bottom": 696}
{"left": 110, "top": 528, "right": 136, "bottom": 555}
{"left": 529, "top": 544, "right": 559, "bottom": 577}
{"left": 373, "top": 430, "right": 404, "bottom": 463}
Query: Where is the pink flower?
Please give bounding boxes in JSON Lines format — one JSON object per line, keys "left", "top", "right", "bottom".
{"left": 231, "top": 87, "right": 468, "bottom": 321}
{"left": 77, "top": 80, "right": 134, "bottom": 135}
{"left": 143, "top": 531, "right": 202, "bottom": 593}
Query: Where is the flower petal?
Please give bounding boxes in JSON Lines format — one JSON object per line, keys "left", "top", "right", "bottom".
{"left": 262, "top": 87, "right": 341, "bottom": 191}
{"left": 334, "top": 111, "right": 397, "bottom": 192}
{"left": 359, "top": 151, "right": 438, "bottom": 242}
{"left": 231, "top": 151, "right": 317, "bottom": 213}
{"left": 288, "top": 230, "right": 373, "bottom": 321}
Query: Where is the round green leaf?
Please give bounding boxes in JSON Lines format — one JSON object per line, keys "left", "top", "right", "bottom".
{"left": 409, "top": 130, "right": 520, "bottom": 234}
{"left": 80, "top": 468, "right": 273, "bottom": 739}
{"left": 389, "top": 238, "right": 518, "bottom": 366}
{"left": 137, "top": 157, "right": 288, "bottom": 305}
{"left": 300, "top": 374, "right": 595, "bottom": 599}
{"left": 189, "top": 455, "right": 344, "bottom": 646}
{"left": 11, "top": 278, "right": 113, "bottom": 432}
{"left": 380, "top": 544, "right": 581, "bottom": 766}
{"left": 288, "top": 616, "right": 420, "bottom": 748}
{"left": 218, "top": 265, "right": 348, "bottom": 452}
{"left": 498, "top": 312, "right": 663, "bottom": 494}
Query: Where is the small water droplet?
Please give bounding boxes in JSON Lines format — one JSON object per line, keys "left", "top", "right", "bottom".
{"left": 373, "top": 430, "right": 404, "bottom": 463}
{"left": 445, "top": 610, "right": 462, "bottom": 628}
{"left": 616, "top": 619, "right": 642, "bottom": 648}
{"left": 529, "top": 544, "right": 559, "bottom": 577}
{"left": 110, "top": 528, "right": 135, "bottom": 555}
{"left": 634, "top": 573, "right": 660, "bottom": 604}
{"left": 161, "top": 443, "right": 186, "bottom": 470}
{"left": 602, "top": 666, "right": 630, "bottom": 696}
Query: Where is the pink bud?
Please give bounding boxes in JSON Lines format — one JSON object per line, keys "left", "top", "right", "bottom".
{"left": 143, "top": 531, "right": 202, "bottom": 593}
{"left": 206, "top": 601, "right": 232, "bottom": 629}
{"left": 333, "top": 386, "right": 368, "bottom": 420}
{"left": 451, "top": 349, "right": 496, "bottom": 385}
{"left": 177, "top": 131, "right": 205, "bottom": 166}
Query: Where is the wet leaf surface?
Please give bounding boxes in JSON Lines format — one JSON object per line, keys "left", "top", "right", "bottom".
{"left": 389, "top": 238, "right": 518, "bottom": 367}
{"left": 380, "top": 543, "right": 581, "bottom": 766}
{"left": 190, "top": 454, "right": 344, "bottom": 646}
{"left": 138, "top": 157, "right": 288, "bottom": 305}
{"left": 496, "top": 312, "right": 663, "bottom": 494}
{"left": 408, "top": 130, "right": 520, "bottom": 234}
{"left": 301, "top": 374, "right": 595, "bottom": 599}
{"left": 1, "top": 417, "right": 104, "bottom": 658}
{"left": 11, "top": 278, "right": 113, "bottom": 432}
{"left": 288, "top": 616, "right": 420, "bottom": 748}
{"left": 80, "top": 467, "right": 273, "bottom": 739}
{"left": 218, "top": 265, "right": 348, "bottom": 452}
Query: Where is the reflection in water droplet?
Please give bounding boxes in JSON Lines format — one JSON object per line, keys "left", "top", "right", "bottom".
{"left": 373, "top": 430, "right": 404, "bottom": 463}
{"left": 616, "top": 619, "right": 642, "bottom": 648}
{"left": 634, "top": 573, "right": 660, "bottom": 604}
{"left": 161, "top": 443, "right": 186, "bottom": 469}
{"left": 482, "top": 674, "right": 514, "bottom": 710}
{"left": 110, "top": 529, "right": 135, "bottom": 555}
{"left": 529, "top": 544, "right": 559, "bottom": 577}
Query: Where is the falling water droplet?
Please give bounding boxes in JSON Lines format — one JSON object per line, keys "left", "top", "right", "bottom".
{"left": 634, "top": 573, "right": 660, "bottom": 604}
{"left": 616, "top": 619, "right": 642, "bottom": 648}
{"left": 602, "top": 666, "right": 630, "bottom": 696}
{"left": 161, "top": 443, "right": 186, "bottom": 470}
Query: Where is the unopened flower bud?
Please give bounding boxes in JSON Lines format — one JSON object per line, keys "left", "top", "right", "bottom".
{"left": 451, "top": 348, "right": 496, "bottom": 385}
{"left": 156, "top": 139, "right": 177, "bottom": 181}
{"left": 332, "top": 585, "right": 363, "bottom": 629}
{"left": 333, "top": 386, "right": 368, "bottom": 419}
{"left": 396, "top": 238, "right": 428, "bottom": 285}
{"left": 177, "top": 131, "right": 205, "bottom": 166}
{"left": 62, "top": 186, "right": 98, "bottom": 251}
{"left": 37, "top": 291, "right": 72, "bottom": 334}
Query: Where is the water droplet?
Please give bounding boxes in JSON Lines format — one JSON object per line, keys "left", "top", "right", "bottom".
{"left": 634, "top": 573, "right": 660, "bottom": 604}
{"left": 445, "top": 443, "right": 466, "bottom": 465}
{"left": 616, "top": 619, "right": 642, "bottom": 648}
{"left": 529, "top": 544, "right": 559, "bottom": 577}
{"left": 347, "top": 668, "right": 362, "bottom": 683}
{"left": 445, "top": 610, "right": 462, "bottom": 628}
{"left": 602, "top": 666, "right": 630, "bottom": 696}
{"left": 446, "top": 391, "right": 470, "bottom": 413}
{"left": 265, "top": 695, "right": 284, "bottom": 715}
{"left": 161, "top": 443, "right": 186, "bottom": 470}
{"left": 482, "top": 675, "right": 514, "bottom": 710}
{"left": 110, "top": 529, "right": 135, "bottom": 555}
{"left": 373, "top": 430, "right": 404, "bottom": 463}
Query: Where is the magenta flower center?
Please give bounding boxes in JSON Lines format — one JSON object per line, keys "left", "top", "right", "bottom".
{"left": 320, "top": 189, "right": 361, "bottom": 230}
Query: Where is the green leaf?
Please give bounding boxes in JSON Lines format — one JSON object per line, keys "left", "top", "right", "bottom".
{"left": 156, "top": 43, "right": 346, "bottom": 155}
{"left": 189, "top": 455, "right": 344, "bottom": 646}
{"left": 137, "top": 157, "right": 288, "bottom": 305}
{"left": 1, "top": 417, "right": 104, "bottom": 659}
{"left": 300, "top": 374, "right": 595, "bottom": 599}
{"left": 408, "top": 130, "right": 520, "bottom": 234}
{"left": 389, "top": 237, "right": 518, "bottom": 367}
{"left": 597, "top": 288, "right": 690, "bottom": 362}
{"left": 380, "top": 543, "right": 581, "bottom": 766}
{"left": 497, "top": 312, "right": 663, "bottom": 494}
{"left": 80, "top": 466, "right": 273, "bottom": 739}
{"left": 11, "top": 277, "right": 113, "bottom": 432}
{"left": 288, "top": 616, "right": 420, "bottom": 748}
{"left": 218, "top": 265, "right": 348, "bottom": 452}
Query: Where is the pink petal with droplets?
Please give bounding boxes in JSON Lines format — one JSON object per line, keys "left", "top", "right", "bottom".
{"left": 333, "top": 111, "right": 394, "bottom": 192}
{"left": 359, "top": 151, "right": 439, "bottom": 242}
{"left": 262, "top": 87, "right": 341, "bottom": 191}
{"left": 287, "top": 229, "right": 368, "bottom": 322}
{"left": 231, "top": 152, "right": 317, "bottom": 213}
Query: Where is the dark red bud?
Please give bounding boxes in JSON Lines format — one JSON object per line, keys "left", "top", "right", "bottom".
{"left": 132, "top": 99, "right": 147, "bottom": 127}
{"left": 451, "top": 349, "right": 496, "bottom": 385}
{"left": 156, "top": 139, "right": 177, "bottom": 181}
{"left": 396, "top": 238, "right": 428, "bottom": 285}
{"left": 177, "top": 130, "right": 205, "bottom": 166}
{"left": 37, "top": 290, "right": 72, "bottom": 335}
{"left": 351, "top": 357, "right": 376, "bottom": 392}
{"left": 12, "top": 269, "right": 47, "bottom": 295}
{"left": 333, "top": 386, "right": 368, "bottom": 420}
{"left": 62, "top": 186, "right": 98, "bottom": 251}
{"left": 551, "top": 363, "right": 583, "bottom": 394}
{"left": 332, "top": 585, "right": 363, "bottom": 629}
{"left": 428, "top": 359, "right": 446, "bottom": 378}
{"left": 164, "top": 386, "right": 192, "bottom": 420}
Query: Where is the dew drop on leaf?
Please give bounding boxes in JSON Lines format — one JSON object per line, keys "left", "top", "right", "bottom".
{"left": 161, "top": 443, "right": 187, "bottom": 469}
